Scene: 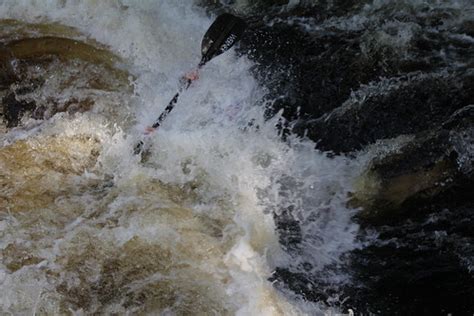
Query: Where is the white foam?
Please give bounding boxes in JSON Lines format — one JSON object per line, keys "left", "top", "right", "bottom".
{"left": 0, "top": 1, "right": 361, "bottom": 314}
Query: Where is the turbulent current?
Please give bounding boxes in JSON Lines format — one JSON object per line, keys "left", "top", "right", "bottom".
{"left": 0, "top": 1, "right": 360, "bottom": 315}
{"left": 2, "top": 0, "right": 473, "bottom": 315}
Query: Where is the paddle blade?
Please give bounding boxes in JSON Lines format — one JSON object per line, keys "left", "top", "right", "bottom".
{"left": 200, "top": 13, "right": 246, "bottom": 65}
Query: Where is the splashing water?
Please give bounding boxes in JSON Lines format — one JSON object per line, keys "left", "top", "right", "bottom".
{"left": 0, "top": 1, "right": 361, "bottom": 314}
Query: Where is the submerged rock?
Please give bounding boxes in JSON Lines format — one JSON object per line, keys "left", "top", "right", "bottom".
{"left": 0, "top": 20, "right": 133, "bottom": 130}
{"left": 6, "top": 36, "right": 127, "bottom": 77}
{"left": 0, "top": 19, "right": 82, "bottom": 41}
{"left": 0, "top": 134, "right": 101, "bottom": 213}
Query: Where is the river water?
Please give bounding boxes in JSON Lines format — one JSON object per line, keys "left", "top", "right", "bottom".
{"left": 0, "top": 1, "right": 363, "bottom": 315}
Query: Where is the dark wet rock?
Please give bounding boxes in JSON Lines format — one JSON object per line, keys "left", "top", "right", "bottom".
{"left": 442, "top": 104, "right": 474, "bottom": 130}
{"left": 270, "top": 267, "right": 340, "bottom": 303}
{"left": 271, "top": 177, "right": 474, "bottom": 315}
{"left": 345, "top": 177, "right": 474, "bottom": 315}
{"left": 341, "top": 104, "right": 474, "bottom": 313}
{"left": 204, "top": 0, "right": 474, "bottom": 134}
{"left": 1, "top": 92, "right": 36, "bottom": 128}
{"left": 200, "top": 0, "right": 365, "bottom": 19}
{"left": 1, "top": 77, "right": 45, "bottom": 127}
{"left": 0, "top": 43, "right": 17, "bottom": 89}
{"left": 350, "top": 101, "right": 473, "bottom": 222}
{"left": 273, "top": 206, "right": 302, "bottom": 250}
{"left": 296, "top": 72, "right": 474, "bottom": 154}
{"left": 1, "top": 86, "right": 98, "bottom": 128}
{"left": 227, "top": 2, "right": 474, "bottom": 149}
{"left": 239, "top": 24, "right": 388, "bottom": 123}
{"left": 459, "top": 20, "right": 474, "bottom": 37}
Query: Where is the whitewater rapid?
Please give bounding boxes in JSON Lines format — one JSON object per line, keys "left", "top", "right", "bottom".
{"left": 0, "top": 1, "right": 361, "bottom": 314}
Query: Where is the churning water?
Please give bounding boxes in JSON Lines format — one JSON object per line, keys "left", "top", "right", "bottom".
{"left": 0, "top": 1, "right": 362, "bottom": 315}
